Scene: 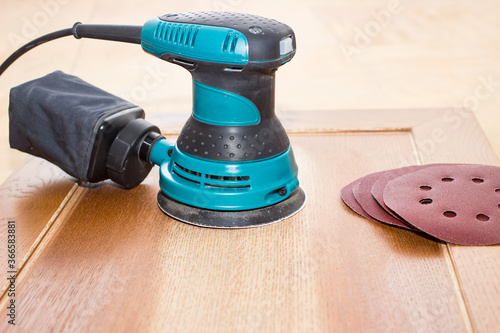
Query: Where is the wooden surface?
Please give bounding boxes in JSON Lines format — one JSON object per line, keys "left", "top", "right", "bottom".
{"left": 1, "top": 0, "right": 500, "bottom": 183}
{"left": 1, "top": 108, "right": 500, "bottom": 332}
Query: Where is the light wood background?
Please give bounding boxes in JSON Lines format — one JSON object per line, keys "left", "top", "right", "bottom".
{"left": 1, "top": 0, "right": 500, "bottom": 183}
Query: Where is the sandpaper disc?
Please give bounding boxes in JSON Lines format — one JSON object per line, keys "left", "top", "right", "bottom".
{"left": 383, "top": 164, "right": 500, "bottom": 245}
{"left": 157, "top": 187, "right": 307, "bottom": 228}
{"left": 371, "top": 165, "right": 442, "bottom": 222}
{"left": 351, "top": 172, "right": 412, "bottom": 230}
{"left": 340, "top": 179, "right": 376, "bottom": 221}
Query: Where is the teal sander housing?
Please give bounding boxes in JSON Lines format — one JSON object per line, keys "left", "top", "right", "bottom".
{"left": 0, "top": 11, "right": 306, "bottom": 228}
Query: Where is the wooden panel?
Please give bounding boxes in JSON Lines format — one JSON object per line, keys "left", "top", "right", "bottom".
{"left": 0, "top": 157, "right": 77, "bottom": 296}
{"left": 294, "top": 133, "right": 469, "bottom": 332}
{"left": 449, "top": 248, "right": 500, "bottom": 332}
{"left": 0, "top": 130, "right": 471, "bottom": 332}
{"left": 1, "top": 108, "right": 499, "bottom": 332}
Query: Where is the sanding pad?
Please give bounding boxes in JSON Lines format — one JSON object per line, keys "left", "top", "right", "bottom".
{"left": 383, "top": 164, "right": 500, "bottom": 245}
{"left": 157, "top": 187, "right": 307, "bottom": 228}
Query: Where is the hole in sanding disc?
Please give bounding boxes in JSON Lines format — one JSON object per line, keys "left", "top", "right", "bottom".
{"left": 472, "top": 178, "right": 485, "bottom": 183}
{"left": 441, "top": 177, "right": 454, "bottom": 182}
{"left": 420, "top": 185, "right": 432, "bottom": 191}
{"left": 476, "top": 214, "right": 490, "bottom": 222}
{"left": 443, "top": 211, "right": 457, "bottom": 218}
{"left": 420, "top": 198, "right": 433, "bottom": 205}
{"left": 496, "top": 189, "right": 500, "bottom": 193}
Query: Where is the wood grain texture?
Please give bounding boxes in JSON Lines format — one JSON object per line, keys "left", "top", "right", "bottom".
{"left": 0, "top": 157, "right": 76, "bottom": 296}
{"left": 0, "top": 130, "right": 472, "bottom": 333}
{"left": 1, "top": 103, "right": 499, "bottom": 332}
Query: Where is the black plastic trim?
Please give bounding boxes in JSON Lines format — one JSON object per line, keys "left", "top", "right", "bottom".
{"left": 87, "top": 107, "right": 145, "bottom": 182}
{"left": 177, "top": 116, "right": 289, "bottom": 161}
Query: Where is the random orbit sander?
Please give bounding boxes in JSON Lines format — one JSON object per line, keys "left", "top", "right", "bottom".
{"left": 0, "top": 11, "right": 306, "bottom": 228}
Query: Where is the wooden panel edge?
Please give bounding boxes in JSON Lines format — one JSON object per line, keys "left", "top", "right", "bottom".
{"left": 149, "top": 108, "right": 449, "bottom": 136}
{"left": 411, "top": 107, "right": 499, "bottom": 165}
{"left": 0, "top": 184, "right": 83, "bottom": 302}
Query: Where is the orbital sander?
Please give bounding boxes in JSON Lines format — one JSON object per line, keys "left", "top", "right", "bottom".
{"left": 0, "top": 11, "right": 306, "bottom": 228}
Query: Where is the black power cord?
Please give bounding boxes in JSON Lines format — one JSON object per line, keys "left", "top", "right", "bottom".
{"left": 0, "top": 27, "right": 73, "bottom": 76}
{"left": 0, "top": 23, "right": 142, "bottom": 77}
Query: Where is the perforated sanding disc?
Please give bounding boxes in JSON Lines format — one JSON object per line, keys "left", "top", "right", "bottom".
{"left": 371, "top": 165, "right": 446, "bottom": 222}
{"left": 383, "top": 164, "right": 500, "bottom": 245}
{"left": 340, "top": 179, "right": 375, "bottom": 221}
{"left": 352, "top": 172, "right": 412, "bottom": 230}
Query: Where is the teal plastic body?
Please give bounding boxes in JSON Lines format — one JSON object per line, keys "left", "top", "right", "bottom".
{"left": 150, "top": 138, "right": 300, "bottom": 211}
{"left": 192, "top": 80, "right": 260, "bottom": 126}
{"left": 140, "top": 16, "right": 264, "bottom": 127}
{"left": 140, "top": 16, "right": 249, "bottom": 65}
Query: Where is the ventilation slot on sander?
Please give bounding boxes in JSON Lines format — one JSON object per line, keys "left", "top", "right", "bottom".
{"left": 173, "top": 163, "right": 251, "bottom": 190}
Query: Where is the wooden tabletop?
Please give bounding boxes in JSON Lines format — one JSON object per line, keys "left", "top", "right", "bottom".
{"left": 1, "top": 108, "right": 499, "bottom": 332}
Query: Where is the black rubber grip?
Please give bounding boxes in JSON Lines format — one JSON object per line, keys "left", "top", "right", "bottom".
{"left": 73, "top": 23, "right": 142, "bottom": 44}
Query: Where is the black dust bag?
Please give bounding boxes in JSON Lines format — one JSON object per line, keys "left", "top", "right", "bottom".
{"left": 8, "top": 70, "right": 143, "bottom": 183}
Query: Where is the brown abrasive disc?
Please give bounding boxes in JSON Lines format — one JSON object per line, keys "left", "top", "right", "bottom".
{"left": 371, "top": 164, "right": 445, "bottom": 222}
{"left": 352, "top": 171, "right": 412, "bottom": 230}
{"left": 340, "top": 179, "right": 375, "bottom": 221}
{"left": 383, "top": 164, "right": 500, "bottom": 245}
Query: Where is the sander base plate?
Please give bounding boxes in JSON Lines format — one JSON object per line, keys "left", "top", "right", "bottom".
{"left": 157, "top": 187, "right": 307, "bottom": 228}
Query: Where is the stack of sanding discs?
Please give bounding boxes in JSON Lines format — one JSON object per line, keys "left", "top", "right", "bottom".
{"left": 341, "top": 164, "right": 500, "bottom": 246}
